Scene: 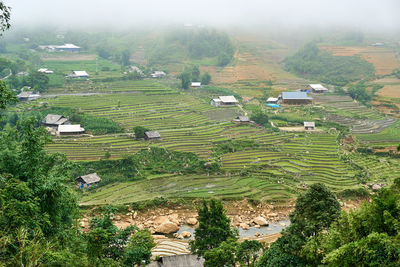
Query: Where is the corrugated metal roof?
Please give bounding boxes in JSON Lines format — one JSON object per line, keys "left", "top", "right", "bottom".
{"left": 56, "top": 43, "right": 80, "bottom": 49}
{"left": 191, "top": 82, "right": 201, "bottom": 87}
{"left": 267, "top": 97, "right": 278, "bottom": 102}
{"left": 79, "top": 173, "right": 101, "bottom": 184}
{"left": 282, "top": 92, "right": 312, "bottom": 100}
{"left": 145, "top": 130, "right": 161, "bottom": 139}
{"left": 309, "top": 84, "right": 328, "bottom": 91}
{"left": 43, "top": 114, "right": 67, "bottom": 125}
{"left": 304, "top": 121, "right": 315, "bottom": 127}
{"left": 72, "top": 71, "right": 88, "bottom": 77}
{"left": 218, "top": 96, "right": 238, "bottom": 103}
{"left": 237, "top": 116, "right": 250, "bottom": 122}
{"left": 58, "top": 124, "right": 84, "bottom": 133}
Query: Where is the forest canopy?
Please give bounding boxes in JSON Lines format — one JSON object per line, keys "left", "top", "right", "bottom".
{"left": 284, "top": 42, "right": 375, "bottom": 86}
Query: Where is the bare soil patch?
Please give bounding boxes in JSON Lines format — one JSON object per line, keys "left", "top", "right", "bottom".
{"left": 41, "top": 54, "right": 97, "bottom": 61}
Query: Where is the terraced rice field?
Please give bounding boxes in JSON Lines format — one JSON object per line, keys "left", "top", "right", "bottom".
{"left": 313, "top": 95, "right": 397, "bottom": 135}
{"left": 348, "top": 153, "right": 400, "bottom": 182}
{"left": 44, "top": 93, "right": 236, "bottom": 131}
{"left": 46, "top": 80, "right": 177, "bottom": 94}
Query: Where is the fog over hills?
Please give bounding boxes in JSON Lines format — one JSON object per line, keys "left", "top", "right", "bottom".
{"left": 8, "top": 0, "right": 400, "bottom": 30}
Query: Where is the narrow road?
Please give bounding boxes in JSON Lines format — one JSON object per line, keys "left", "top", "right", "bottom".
{"left": 0, "top": 69, "right": 11, "bottom": 80}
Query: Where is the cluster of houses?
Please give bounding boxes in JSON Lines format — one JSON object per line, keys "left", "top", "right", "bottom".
{"left": 266, "top": 84, "right": 328, "bottom": 106}
{"left": 39, "top": 43, "right": 81, "bottom": 52}
{"left": 42, "top": 114, "right": 85, "bottom": 136}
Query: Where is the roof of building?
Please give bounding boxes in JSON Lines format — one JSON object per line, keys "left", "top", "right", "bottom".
{"left": 17, "top": 91, "right": 33, "bottom": 98}
{"left": 58, "top": 124, "right": 84, "bottom": 133}
{"left": 212, "top": 98, "right": 222, "bottom": 103}
{"left": 145, "top": 130, "right": 161, "bottom": 139}
{"left": 218, "top": 96, "right": 239, "bottom": 103}
{"left": 191, "top": 82, "right": 201, "bottom": 87}
{"left": 236, "top": 116, "right": 250, "bottom": 122}
{"left": 78, "top": 173, "right": 101, "bottom": 185}
{"left": 43, "top": 114, "right": 68, "bottom": 125}
{"left": 72, "top": 71, "right": 89, "bottom": 76}
{"left": 129, "top": 66, "right": 143, "bottom": 74}
{"left": 309, "top": 84, "right": 328, "bottom": 91}
{"left": 56, "top": 43, "right": 80, "bottom": 49}
{"left": 282, "top": 92, "right": 312, "bottom": 100}
{"left": 147, "top": 254, "right": 204, "bottom": 267}
{"left": 304, "top": 121, "right": 315, "bottom": 127}
{"left": 267, "top": 97, "right": 278, "bottom": 102}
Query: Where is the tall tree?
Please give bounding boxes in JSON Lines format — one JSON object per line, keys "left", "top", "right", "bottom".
{"left": 201, "top": 72, "right": 211, "bottom": 85}
{"left": 121, "top": 49, "right": 131, "bottom": 66}
{"left": 190, "top": 199, "right": 237, "bottom": 257}
{"left": 191, "top": 65, "right": 200, "bottom": 81}
{"left": 177, "top": 70, "right": 191, "bottom": 89}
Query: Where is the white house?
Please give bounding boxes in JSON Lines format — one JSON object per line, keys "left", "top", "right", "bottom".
{"left": 17, "top": 91, "right": 41, "bottom": 101}
{"left": 58, "top": 124, "right": 85, "bottom": 135}
{"left": 304, "top": 121, "right": 315, "bottom": 130}
{"left": 266, "top": 97, "right": 279, "bottom": 104}
{"left": 191, "top": 82, "right": 201, "bottom": 88}
{"left": 307, "top": 84, "right": 328, "bottom": 93}
{"left": 38, "top": 68, "right": 54, "bottom": 74}
{"left": 211, "top": 96, "right": 239, "bottom": 107}
{"left": 151, "top": 71, "right": 166, "bottom": 78}
{"left": 67, "top": 71, "right": 89, "bottom": 78}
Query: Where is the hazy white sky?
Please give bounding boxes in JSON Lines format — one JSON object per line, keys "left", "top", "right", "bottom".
{"left": 6, "top": 0, "right": 400, "bottom": 30}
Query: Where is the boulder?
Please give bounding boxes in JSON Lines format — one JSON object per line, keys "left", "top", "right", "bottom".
{"left": 253, "top": 216, "right": 269, "bottom": 226}
{"left": 372, "top": 184, "right": 382, "bottom": 191}
{"left": 181, "top": 231, "right": 192, "bottom": 238}
{"left": 240, "top": 223, "right": 250, "bottom": 230}
{"left": 154, "top": 216, "right": 169, "bottom": 225}
{"left": 155, "top": 221, "right": 179, "bottom": 234}
{"left": 186, "top": 218, "right": 198, "bottom": 225}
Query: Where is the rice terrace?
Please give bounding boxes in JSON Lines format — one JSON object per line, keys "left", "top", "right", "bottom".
{"left": 1, "top": 1, "right": 400, "bottom": 264}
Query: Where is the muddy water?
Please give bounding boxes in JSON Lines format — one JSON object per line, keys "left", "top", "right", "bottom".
{"left": 176, "top": 220, "right": 291, "bottom": 239}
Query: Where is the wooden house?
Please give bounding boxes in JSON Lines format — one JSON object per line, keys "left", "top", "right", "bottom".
{"left": 304, "top": 121, "right": 315, "bottom": 130}
{"left": 58, "top": 124, "right": 85, "bottom": 135}
{"left": 281, "top": 92, "right": 312, "bottom": 105}
{"left": 42, "top": 114, "right": 69, "bottom": 127}
{"left": 145, "top": 130, "right": 161, "bottom": 140}
{"left": 76, "top": 173, "right": 101, "bottom": 188}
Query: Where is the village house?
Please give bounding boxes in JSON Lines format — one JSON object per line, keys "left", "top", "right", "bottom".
{"left": 129, "top": 66, "right": 144, "bottom": 75}
{"left": 55, "top": 43, "right": 81, "bottom": 52}
{"left": 151, "top": 71, "right": 166, "bottom": 78}
{"left": 17, "top": 90, "right": 41, "bottom": 101}
{"left": 210, "top": 96, "right": 239, "bottom": 107}
{"left": 67, "top": 71, "right": 89, "bottom": 78}
{"left": 38, "top": 68, "right": 54, "bottom": 74}
{"left": 145, "top": 130, "right": 161, "bottom": 140}
{"left": 304, "top": 121, "right": 315, "bottom": 130}
{"left": 76, "top": 173, "right": 101, "bottom": 188}
{"left": 57, "top": 124, "right": 85, "bottom": 135}
{"left": 266, "top": 97, "right": 279, "bottom": 104}
{"left": 233, "top": 116, "right": 250, "bottom": 123}
{"left": 281, "top": 92, "right": 312, "bottom": 105}
{"left": 42, "top": 114, "right": 69, "bottom": 128}
{"left": 191, "top": 82, "right": 201, "bottom": 88}
{"left": 307, "top": 84, "right": 328, "bottom": 93}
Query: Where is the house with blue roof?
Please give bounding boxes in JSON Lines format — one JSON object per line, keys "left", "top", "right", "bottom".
{"left": 281, "top": 91, "right": 313, "bottom": 105}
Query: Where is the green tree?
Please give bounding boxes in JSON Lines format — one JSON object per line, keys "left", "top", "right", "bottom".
{"left": 121, "top": 49, "right": 131, "bottom": 66}
{"left": 0, "top": 80, "right": 16, "bottom": 112}
{"left": 177, "top": 70, "right": 191, "bottom": 89}
{"left": 23, "top": 71, "right": 50, "bottom": 92}
{"left": 250, "top": 109, "right": 269, "bottom": 127}
{"left": 237, "top": 240, "right": 263, "bottom": 267}
{"left": 217, "top": 52, "right": 232, "bottom": 66}
{"left": 190, "top": 199, "right": 237, "bottom": 257}
{"left": 191, "top": 65, "right": 200, "bottom": 81}
{"left": 133, "top": 126, "right": 150, "bottom": 139}
{"left": 0, "top": 1, "right": 10, "bottom": 33}
{"left": 201, "top": 72, "right": 211, "bottom": 85}
{"left": 203, "top": 238, "right": 238, "bottom": 267}
{"left": 124, "top": 230, "right": 155, "bottom": 266}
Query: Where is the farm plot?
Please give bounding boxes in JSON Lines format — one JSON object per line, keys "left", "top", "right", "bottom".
{"left": 46, "top": 80, "right": 177, "bottom": 94}
{"left": 319, "top": 45, "right": 400, "bottom": 76}
{"left": 44, "top": 93, "right": 229, "bottom": 130}
{"left": 80, "top": 173, "right": 299, "bottom": 206}
{"left": 347, "top": 153, "right": 400, "bottom": 182}
{"left": 313, "top": 94, "right": 397, "bottom": 134}
{"left": 221, "top": 133, "right": 359, "bottom": 190}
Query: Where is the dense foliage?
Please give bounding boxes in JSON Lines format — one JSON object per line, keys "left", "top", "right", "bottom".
{"left": 191, "top": 199, "right": 237, "bottom": 257}
{"left": 284, "top": 42, "right": 375, "bottom": 86}
{"left": 133, "top": 125, "right": 150, "bottom": 139}
{"left": 149, "top": 28, "right": 235, "bottom": 66}
{"left": 258, "top": 183, "right": 341, "bottom": 266}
